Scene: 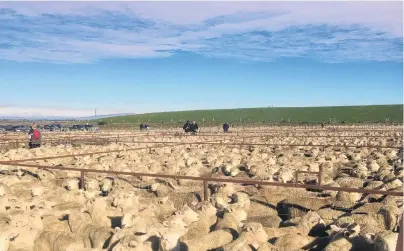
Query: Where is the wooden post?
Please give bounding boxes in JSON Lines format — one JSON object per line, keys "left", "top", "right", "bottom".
{"left": 203, "top": 180, "right": 208, "bottom": 201}
{"left": 318, "top": 166, "right": 323, "bottom": 185}
{"left": 80, "top": 171, "right": 85, "bottom": 190}
{"left": 396, "top": 215, "right": 403, "bottom": 251}
{"left": 295, "top": 171, "right": 299, "bottom": 183}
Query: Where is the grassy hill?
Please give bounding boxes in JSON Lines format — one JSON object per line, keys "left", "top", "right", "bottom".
{"left": 95, "top": 104, "right": 403, "bottom": 127}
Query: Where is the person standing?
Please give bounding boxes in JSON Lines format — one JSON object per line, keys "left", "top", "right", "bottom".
{"left": 28, "top": 124, "right": 41, "bottom": 149}
{"left": 183, "top": 120, "right": 191, "bottom": 133}
{"left": 189, "top": 120, "right": 199, "bottom": 135}
{"left": 223, "top": 122, "right": 230, "bottom": 133}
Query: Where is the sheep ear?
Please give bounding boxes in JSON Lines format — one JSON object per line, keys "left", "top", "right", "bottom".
{"left": 330, "top": 225, "right": 341, "bottom": 232}
{"left": 162, "top": 196, "right": 169, "bottom": 203}
{"left": 8, "top": 232, "right": 19, "bottom": 240}
{"left": 366, "top": 233, "right": 376, "bottom": 241}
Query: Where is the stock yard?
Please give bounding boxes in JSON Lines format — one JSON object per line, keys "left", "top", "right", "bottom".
{"left": 0, "top": 125, "right": 403, "bottom": 251}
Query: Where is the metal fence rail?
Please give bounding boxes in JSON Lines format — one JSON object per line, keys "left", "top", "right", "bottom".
{"left": 0, "top": 161, "right": 402, "bottom": 198}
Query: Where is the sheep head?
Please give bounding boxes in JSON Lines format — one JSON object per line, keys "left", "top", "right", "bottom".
{"left": 174, "top": 205, "right": 200, "bottom": 225}
{"left": 242, "top": 222, "right": 269, "bottom": 249}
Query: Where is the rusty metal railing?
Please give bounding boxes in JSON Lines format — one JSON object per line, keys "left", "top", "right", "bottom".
{"left": 0, "top": 161, "right": 402, "bottom": 199}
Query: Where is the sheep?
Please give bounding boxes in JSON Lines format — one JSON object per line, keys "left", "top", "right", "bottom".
{"left": 273, "top": 233, "right": 316, "bottom": 251}
{"left": 215, "top": 205, "right": 248, "bottom": 233}
{"left": 33, "top": 230, "right": 85, "bottom": 251}
{"left": 223, "top": 222, "right": 269, "bottom": 250}
{"left": 256, "top": 242, "right": 278, "bottom": 251}
{"left": 231, "top": 191, "right": 251, "bottom": 211}
{"left": 277, "top": 196, "right": 334, "bottom": 220}
{"left": 31, "top": 186, "right": 44, "bottom": 197}
{"left": 173, "top": 204, "right": 200, "bottom": 226}
{"left": 333, "top": 191, "right": 362, "bottom": 210}
{"left": 180, "top": 202, "right": 218, "bottom": 241}
{"left": 322, "top": 223, "right": 377, "bottom": 251}
{"left": 111, "top": 192, "right": 141, "bottom": 211}
{"left": 181, "top": 229, "right": 234, "bottom": 251}
{"left": 264, "top": 211, "right": 325, "bottom": 239}
{"left": 65, "top": 179, "right": 80, "bottom": 191}
{"left": 100, "top": 178, "right": 114, "bottom": 196}
{"left": 66, "top": 210, "right": 114, "bottom": 248}
{"left": 85, "top": 197, "right": 112, "bottom": 227}
{"left": 0, "top": 184, "right": 8, "bottom": 197}
{"left": 366, "top": 231, "right": 398, "bottom": 251}
{"left": 0, "top": 231, "right": 18, "bottom": 251}
{"left": 84, "top": 179, "right": 99, "bottom": 192}
{"left": 41, "top": 214, "right": 71, "bottom": 232}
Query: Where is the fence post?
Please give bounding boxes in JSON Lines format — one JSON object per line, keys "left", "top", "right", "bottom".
{"left": 396, "top": 215, "right": 403, "bottom": 251}
{"left": 295, "top": 171, "right": 299, "bottom": 183}
{"left": 203, "top": 180, "right": 208, "bottom": 201}
{"left": 318, "top": 166, "right": 323, "bottom": 185}
{"left": 80, "top": 171, "right": 85, "bottom": 190}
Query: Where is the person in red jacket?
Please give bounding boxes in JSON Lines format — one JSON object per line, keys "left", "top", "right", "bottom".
{"left": 28, "top": 124, "right": 41, "bottom": 149}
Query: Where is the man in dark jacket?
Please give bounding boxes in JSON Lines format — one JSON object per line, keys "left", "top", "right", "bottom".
{"left": 183, "top": 120, "right": 191, "bottom": 133}
{"left": 223, "top": 122, "right": 229, "bottom": 133}
{"left": 28, "top": 124, "right": 41, "bottom": 149}
{"left": 189, "top": 121, "right": 199, "bottom": 135}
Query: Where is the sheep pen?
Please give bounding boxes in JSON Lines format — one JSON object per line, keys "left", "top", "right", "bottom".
{"left": 0, "top": 125, "right": 402, "bottom": 251}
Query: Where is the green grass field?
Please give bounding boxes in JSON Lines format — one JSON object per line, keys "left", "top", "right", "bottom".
{"left": 95, "top": 104, "right": 403, "bottom": 127}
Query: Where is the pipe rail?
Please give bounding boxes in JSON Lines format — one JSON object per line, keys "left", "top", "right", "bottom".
{"left": 0, "top": 161, "right": 402, "bottom": 198}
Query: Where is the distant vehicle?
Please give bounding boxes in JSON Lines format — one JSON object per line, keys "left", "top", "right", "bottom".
{"left": 85, "top": 125, "right": 99, "bottom": 132}
{"left": 5, "top": 125, "right": 15, "bottom": 132}
{"left": 14, "top": 125, "right": 30, "bottom": 133}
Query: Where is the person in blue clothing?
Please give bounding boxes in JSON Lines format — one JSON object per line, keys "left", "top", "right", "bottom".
{"left": 223, "top": 122, "right": 230, "bottom": 133}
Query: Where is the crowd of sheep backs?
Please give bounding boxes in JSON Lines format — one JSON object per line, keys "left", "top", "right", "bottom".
{"left": 0, "top": 124, "right": 402, "bottom": 251}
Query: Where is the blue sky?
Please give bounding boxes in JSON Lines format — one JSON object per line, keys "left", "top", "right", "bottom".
{"left": 0, "top": 1, "right": 402, "bottom": 117}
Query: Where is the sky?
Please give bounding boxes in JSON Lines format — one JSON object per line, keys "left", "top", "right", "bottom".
{"left": 0, "top": 1, "right": 403, "bottom": 118}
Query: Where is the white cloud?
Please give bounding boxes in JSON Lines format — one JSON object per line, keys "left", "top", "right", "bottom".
{"left": 0, "top": 1, "right": 402, "bottom": 63}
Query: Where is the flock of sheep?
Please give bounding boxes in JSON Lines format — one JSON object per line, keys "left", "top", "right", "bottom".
{"left": 0, "top": 125, "right": 402, "bottom": 251}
